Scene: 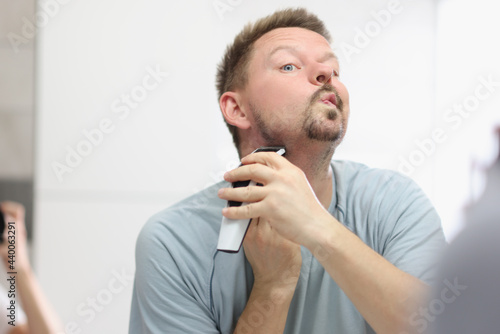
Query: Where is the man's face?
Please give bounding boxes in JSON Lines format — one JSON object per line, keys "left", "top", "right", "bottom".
{"left": 238, "top": 27, "right": 350, "bottom": 148}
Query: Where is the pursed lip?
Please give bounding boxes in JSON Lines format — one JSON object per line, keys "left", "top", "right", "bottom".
{"left": 319, "top": 93, "right": 337, "bottom": 107}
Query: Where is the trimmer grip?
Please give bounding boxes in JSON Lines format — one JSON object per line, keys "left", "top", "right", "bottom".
{"left": 217, "top": 180, "right": 257, "bottom": 253}
{"left": 217, "top": 146, "right": 285, "bottom": 253}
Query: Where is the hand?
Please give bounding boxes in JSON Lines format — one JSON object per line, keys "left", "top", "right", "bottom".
{"left": 0, "top": 201, "right": 30, "bottom": 272}
{"left": 243, "top": 217, "right": 302, "bottom": 302}
{"left": 233, "top": 218, "right": 302, "bottom": 334}
{"left": 218, "top": 152, "right": 332, "bottom": 247}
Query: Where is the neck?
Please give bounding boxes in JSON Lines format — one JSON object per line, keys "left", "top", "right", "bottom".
{"left": 240, "top": 138, "right": 335, "bottom": 209}
{"left": 286, "top": 142, "right": 335, "bottom": 209}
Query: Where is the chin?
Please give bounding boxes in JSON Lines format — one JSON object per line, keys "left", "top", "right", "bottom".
{"left": 304, "top": 112, "right": 345, "bottom": 142}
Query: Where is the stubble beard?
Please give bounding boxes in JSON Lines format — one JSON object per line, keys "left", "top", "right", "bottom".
{"left": 302, "top": 84, "right": 345, "bottom": 143}
{"left": 252, "top": 84, "right": 346, "bottom": 145}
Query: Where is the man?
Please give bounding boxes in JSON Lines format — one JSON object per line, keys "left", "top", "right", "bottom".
{"left": 129, "top": 8, "right": 446, "bottom": 333}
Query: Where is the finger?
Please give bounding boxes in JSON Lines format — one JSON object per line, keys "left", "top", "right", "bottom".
{"left": 2, "top": 211, "right": 27, "bottom": 239}
{"left": 0, "top": 201, "right": 25, "bottom": 222}
{"left": 218, "top": 185, "right": 266, "bottom": 203}
{"left": 224, "top": 163, "right": 274, "bottom": 185}
{"left": 240, "top": 151, "right": 288, "bottom": 168}
{"left": 222, "top": 202, "right": 262, "bottom": 220}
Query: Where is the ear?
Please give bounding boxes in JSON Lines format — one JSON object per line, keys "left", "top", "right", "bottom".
{"left": 219, "top": 91, "right": 251, "bottom": 130}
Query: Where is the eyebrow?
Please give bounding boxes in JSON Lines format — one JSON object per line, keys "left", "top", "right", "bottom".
{"left": 268, "top": 45, "right": 300, "bottom": 58}
{"left": 319, "top": 51, "right": 338, "bottom": 62}
{"left": 268, "top": 45, "right": 338, "bottom": 62}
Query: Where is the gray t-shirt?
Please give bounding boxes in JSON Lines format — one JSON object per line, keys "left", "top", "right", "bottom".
{"left": 129, "top": 160, "right": 446, "bottom": 333}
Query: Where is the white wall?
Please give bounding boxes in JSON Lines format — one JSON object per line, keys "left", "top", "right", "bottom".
{"left": 32, "top": 0, "right": 498, "bottom": 332}
{"left": 433, "top": 0, "right": 500, "bottom": 239}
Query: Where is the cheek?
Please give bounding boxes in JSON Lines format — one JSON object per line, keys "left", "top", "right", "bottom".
{"left": 253, "top": 79, "right": 306, "bottom": 112}
{"left": 248, "top": 78, "right": 277, "bottom": 106}
{"left": 336, "top": 83, "right": 350, "bottom": 108}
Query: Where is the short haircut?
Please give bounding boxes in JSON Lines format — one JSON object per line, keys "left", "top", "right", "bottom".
{"left": 215, "top": 8, "right": 332, "bottom": 152}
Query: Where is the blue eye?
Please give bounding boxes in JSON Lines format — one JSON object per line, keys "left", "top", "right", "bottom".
{"left": 282, "top": 64, "right": 296, "bottom": 72}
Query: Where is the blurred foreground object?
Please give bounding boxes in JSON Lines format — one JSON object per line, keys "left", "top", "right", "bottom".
{"left": 430, "top": 128, "right": 500, "bottom": 334}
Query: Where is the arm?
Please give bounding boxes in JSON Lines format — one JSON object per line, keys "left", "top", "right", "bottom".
{"left": 219, "top": 153, "right": 443, "bottom": 333}
{"left": 0, "top": 201, "right": 64, "bottom": 334}
{"left": 307, "top": 214, "right": 428, "bottom": 333}
{"left": 233, "top": 218, "right": 301, "bottom": 334}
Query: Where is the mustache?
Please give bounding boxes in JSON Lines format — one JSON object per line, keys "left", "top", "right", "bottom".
{"left": 309, "top": 84, "right": 343, "bottom": 111}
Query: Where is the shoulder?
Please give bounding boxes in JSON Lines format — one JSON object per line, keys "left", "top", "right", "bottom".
{"left": 331, "top": 159, "right": 420, "bottom": 204}
{"left": 133, "top": 182, "right": 228, "bottom": 309}
{"left": 131, "top": 183, "right": 228, "bottom": 329}
{"left": 135, "top": 181, "right": 227, "bottom": 271}
{"left": 332, "top": 159, "right": 415, "bottom": 185}
{"left": 331, "top": 159, "right": 441, "bottom": 243}
{"left": 331, "top": 160, "right": 446, "bottom": 283}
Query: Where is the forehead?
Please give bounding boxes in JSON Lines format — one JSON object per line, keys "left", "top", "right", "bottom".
{"left": 253, "top": 27, "right": 333, "bottom": 56}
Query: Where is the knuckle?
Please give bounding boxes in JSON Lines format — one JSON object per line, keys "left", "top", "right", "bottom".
{"left": 244, "top": 204, "right": 252, "bottom": 217}
{"left": 244, "top": 185, "right": 252, "bottom": 200}
{"left": 248, "top": 164, "right": 258, "bottom": 175}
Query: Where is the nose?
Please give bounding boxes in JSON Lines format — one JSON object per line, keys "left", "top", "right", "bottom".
{"left": 313, "top": 64, "right": 335, "bottom": 85}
